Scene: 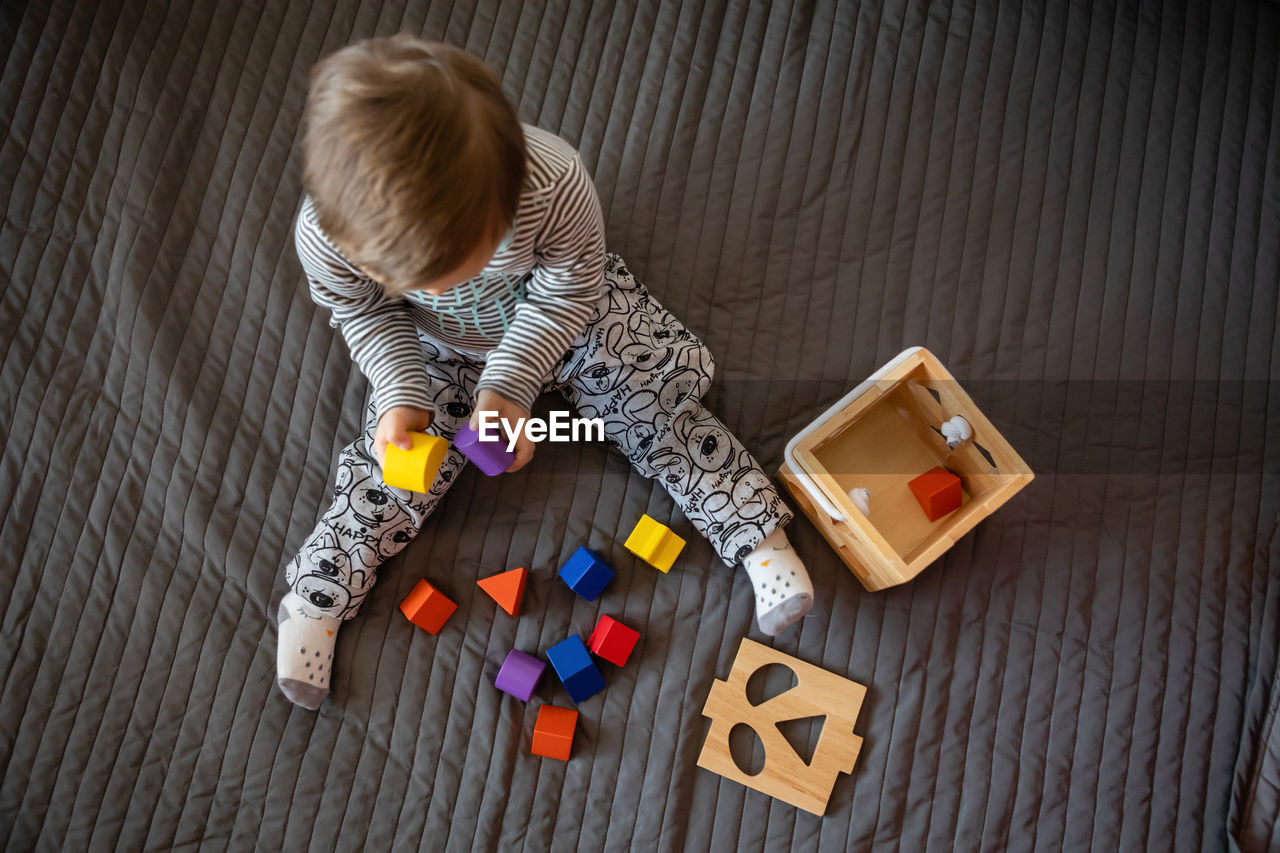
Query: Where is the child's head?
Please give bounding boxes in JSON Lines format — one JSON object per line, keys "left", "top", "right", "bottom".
{"left": 302, "top": 36, "right": 526, "bottom": 294}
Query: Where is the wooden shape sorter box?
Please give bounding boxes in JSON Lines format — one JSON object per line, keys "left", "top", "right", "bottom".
{"left": 779, "top": 347, "right": 1034, "bottom": 592}
{"left": 697, "top": 638, "right": 867, "bottom": 817}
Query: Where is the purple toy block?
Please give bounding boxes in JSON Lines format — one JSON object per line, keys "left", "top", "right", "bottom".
{"left": 454, "top": 421, "right": 517, "bottom": 476}
{"left": 494, "top": 649, "right": 546, "bottom": 701}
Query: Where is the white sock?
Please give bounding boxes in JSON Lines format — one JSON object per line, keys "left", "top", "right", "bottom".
{"left": 741, "top": 527, "right": 814, "bottom": 635}
{"left": 276, "top": 592, "right": 341, "bottom": 710}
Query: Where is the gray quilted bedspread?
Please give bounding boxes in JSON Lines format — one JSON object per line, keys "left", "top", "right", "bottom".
{"left": 2, "top": 1, "right": 1278, "bottom": 850}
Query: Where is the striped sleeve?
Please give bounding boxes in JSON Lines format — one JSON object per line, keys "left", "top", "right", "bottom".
{"left": 294, "top": 203, "right": 434, "bottom": 421}
{"left": 475, "top": 152, "right": 606, "bottom": 412}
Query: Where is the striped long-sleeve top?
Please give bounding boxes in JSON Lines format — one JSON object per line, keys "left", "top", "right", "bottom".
{"left": 294, "top": 125, "right": 607, "bottom": 418}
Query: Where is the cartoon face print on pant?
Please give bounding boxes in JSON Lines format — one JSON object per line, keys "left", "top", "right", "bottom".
{"left": 289, "top": 341, "right": 483, "bottom": 620}
{"left": 551, "top": 255, "right": 795, "bottom": 567}
{"left": 336, "top": 458, "right": 401, "bottom": 530}
{"left": 647, "top": 406, "right": 735, "bottom": 494}
{"left": 557, "top": 257, "right": 702, "bottom": 388}
{"left": 701, "top": 449, "right": 791, "bottom": 563}
{"left": 581, "top": 362, "right": 712, "bottom": 460}
{"left": 356, "top": 339, "right": 480, "bottom": 510}
{"left": 414, "top": 346, "right": 481, "bottom": 506}
{"left": 432, "top": 381, "right": 474, "bottom": 428}
{"left": 574, "top": 319, "right": 673, "bottom": 397}
{"left": 677, "top": 440, "right": 782, "bottom": 565}
{"left": 289, "top": 531, "right": 357, "bottom": 616}
{"left": 556, "top": 265, "right": 714, "bottom": 468}
{"left": 592, "top": 364, "right": 713, "bottom": 466}
{"left": 417, "top": 337, "right": 481, "bottom": 433}
{"left": 702, "top": 449, "right": 784, "bottom": 522}
{"left": 292, "top": 458, "right": 404, "bottom": 618}
{"left": 551, "top": 256, "right": 788, "bottom": 565}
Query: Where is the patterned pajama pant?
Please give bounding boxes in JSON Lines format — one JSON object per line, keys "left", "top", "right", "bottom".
{"left": 286, "top": 254, "right": 794, "bottom": 620}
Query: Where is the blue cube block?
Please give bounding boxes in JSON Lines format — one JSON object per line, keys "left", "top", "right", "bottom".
{"left": 546, "top": 635, "right": 606, "bottom": 704}
{"left": 558, "top": 546, "right": 614, "bottom": 601}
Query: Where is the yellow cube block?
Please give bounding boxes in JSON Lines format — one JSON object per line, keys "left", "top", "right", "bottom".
{"left": 381, "top": 432, "right": 448, "bottom": 493}
{"left": 624, "top": 514, "right": 685, "bottom": 573}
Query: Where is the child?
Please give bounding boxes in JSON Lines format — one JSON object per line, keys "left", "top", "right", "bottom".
{"left": 277, "top": 35, "right": 813, "bottom": 710}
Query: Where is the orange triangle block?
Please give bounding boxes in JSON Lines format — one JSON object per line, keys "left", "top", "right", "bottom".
{"left": 478, "top": 567, "right": 527, "bottom": 617}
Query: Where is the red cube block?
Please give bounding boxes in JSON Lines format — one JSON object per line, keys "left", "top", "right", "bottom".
{"left": 531, "top": 705, "right": 578, "bottom": 760}
{"left": 588, "top": 615, "right": 640, "bottom": 667}
{"left": 399, "top": 579, "right": 457, "bottom": 634}
{"left": 908, "top": 466, "right": 963, "bottom": 521}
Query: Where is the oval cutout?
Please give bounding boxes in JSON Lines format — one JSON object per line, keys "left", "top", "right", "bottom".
{"left": 728, "top": 723, "right": 766, "bottom": 777}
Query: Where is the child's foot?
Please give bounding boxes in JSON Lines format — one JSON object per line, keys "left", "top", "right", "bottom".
{"left": 741, "top": 527, "right": 814, "bottom": 635}
{"left": 276, "top": 592, "right": 341, "bottom": 709}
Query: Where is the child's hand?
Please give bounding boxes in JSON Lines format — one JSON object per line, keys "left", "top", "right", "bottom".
{"left": 374, "top": 405, "right": 434, "bottom": 466}
{"left": 470, "top": 389, "right": 534, "bottom": 473}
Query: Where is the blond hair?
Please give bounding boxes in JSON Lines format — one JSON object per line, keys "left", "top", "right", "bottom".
{"left": 302, "top": 36, "right": 526, "bottom": 292}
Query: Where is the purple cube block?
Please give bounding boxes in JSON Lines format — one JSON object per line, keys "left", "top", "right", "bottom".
{"left": 494, "top": 649, "right": 546, "bottom": 701}
{"left": 454, "top": 421, "right": 516, "bottom": 476}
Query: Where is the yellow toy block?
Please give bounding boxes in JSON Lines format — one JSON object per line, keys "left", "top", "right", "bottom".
{"left": 381, "top": 432, "right": 448, "bottom": 493}
{"left": 624, "top": 514, "right": 685, "bottom": 573}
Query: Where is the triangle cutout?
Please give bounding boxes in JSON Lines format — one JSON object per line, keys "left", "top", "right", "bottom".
{"left": 775, "top": 714, "right": 826, "bottom": 767}
{"left": 477, "top": 567, "right": 527, "bottom": 617}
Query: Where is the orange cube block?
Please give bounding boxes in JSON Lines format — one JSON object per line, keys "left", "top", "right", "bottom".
{"left": 399, "top": 579, "right": 457, "bottom": 634}
{"left": 531, "top": 705, "right": 578, "bottom": 760}
{"left": 908, "top": 467, "right": 962, "bottom": 521}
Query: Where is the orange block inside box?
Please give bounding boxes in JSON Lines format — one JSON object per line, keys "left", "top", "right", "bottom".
{"left": 908, "top": 466, "right": 962, "bottom": 521}
{"left": 399, "top": 579, "right": 457, "bottom": 634}
{"left": 531, "top": 705, "right": 578, "bottom": 760}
